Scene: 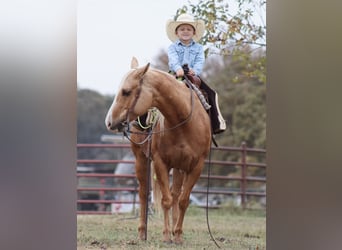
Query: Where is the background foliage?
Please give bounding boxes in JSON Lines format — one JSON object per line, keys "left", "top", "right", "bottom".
{"left": 176, "top": 0, "right": 266, "bottom": 84}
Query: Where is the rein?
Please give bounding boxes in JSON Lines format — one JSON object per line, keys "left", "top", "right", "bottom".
{"left": 184, "top": 75, "right": 220, "bottom": 248}
{"left": 205, "top": 145, "right": 221, "bottom": 248}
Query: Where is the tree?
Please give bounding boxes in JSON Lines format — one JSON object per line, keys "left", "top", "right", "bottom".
{"left": 77, "top": 89, "right": 112, "bottom": 143}
{"left": 175, "top": 0, "right": 266, "bottom": 84}
{"left": 77, "top": 89, "right": 116, "bottom": 162}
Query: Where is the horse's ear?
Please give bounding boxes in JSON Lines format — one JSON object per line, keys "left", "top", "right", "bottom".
{"left": 136, "top": 63, "right": 150, "bottom": 78}
{"left": 131, "top": 57, "right": 139, "bottom": 69}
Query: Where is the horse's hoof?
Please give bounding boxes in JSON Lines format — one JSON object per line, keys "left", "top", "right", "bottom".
{"left": 174, "top": 240, "right": 183, "bottom": 245}
{"left": 163, "top": 230, "right": 172, "bottom": 244}
{"left": 138, "top": 232, "right": 146, "bottom": 241}
{"left": 173, "top": 236, "right": 183, "bottom": 245}
{"left": 163, "top": 239, "right": 173, "bottom": 244}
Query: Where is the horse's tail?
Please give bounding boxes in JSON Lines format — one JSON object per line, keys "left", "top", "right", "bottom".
{"left": 150, "top": 117, "right": 164, "bottom": 215}
{"left": 151, "top": 161, "right": 162, "bottom": 215}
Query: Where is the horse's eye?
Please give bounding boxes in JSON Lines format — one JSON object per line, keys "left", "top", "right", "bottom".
{"left": 122, "top": 89, "right": 132, "bottom": 97}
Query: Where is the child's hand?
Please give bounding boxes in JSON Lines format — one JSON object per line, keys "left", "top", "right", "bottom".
{"left": 188, "top": 69, "right": 196, "bottom": 75}
{"left": 176, "top": 68, "right": 184, "bottom": 77}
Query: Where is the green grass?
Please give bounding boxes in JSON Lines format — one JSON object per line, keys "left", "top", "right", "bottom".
{"left": 77, "top": 206, "right": 265, "bottom": 250}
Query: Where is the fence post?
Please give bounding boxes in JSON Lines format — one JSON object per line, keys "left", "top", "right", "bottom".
{"left": 241, "top": 142, "right": 247, "bottom": 209}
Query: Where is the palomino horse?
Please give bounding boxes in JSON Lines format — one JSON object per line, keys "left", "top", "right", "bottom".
{"left": 105, "top": 57, "right": 211, "bottom": 244}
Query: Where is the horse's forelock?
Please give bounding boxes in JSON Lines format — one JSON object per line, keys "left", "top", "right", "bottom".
{"left": 113, "top": 69, "right": 136, "bottom": 101}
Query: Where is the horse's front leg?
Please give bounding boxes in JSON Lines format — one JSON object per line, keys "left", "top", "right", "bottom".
{"left": 171, "top": 169, "right": 184, "bottom": 235}
{"left": 134, "top": 154, "right": 149, "bottom": 240}
{"left": 153, "top": 158, "right": 173, "bottom": 243}
{"left": 173, "top": 162, "right": 204, "bottom": 244}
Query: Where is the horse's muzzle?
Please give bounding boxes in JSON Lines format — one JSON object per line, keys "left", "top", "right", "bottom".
{"left": 107, "top": 120, "right": 127, "bottom": 132}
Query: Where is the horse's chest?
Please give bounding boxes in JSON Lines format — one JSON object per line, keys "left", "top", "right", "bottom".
{"left": 159, "top": 144, "right": 197, "bottom": 170}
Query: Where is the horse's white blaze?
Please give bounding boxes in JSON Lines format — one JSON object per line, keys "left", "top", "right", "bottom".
{"left": 104, "top": 70, "right": 134, "bottom": 130}
{"left": 104, "top": 105, "right": 113, "bottom": 128}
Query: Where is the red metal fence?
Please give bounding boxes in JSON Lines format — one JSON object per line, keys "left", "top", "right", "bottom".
{"left": 77, "top": 142, "right": 266, "bottom": 214}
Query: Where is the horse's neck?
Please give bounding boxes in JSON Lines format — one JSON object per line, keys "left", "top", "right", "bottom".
{"left": 148, "top": 71, "right": 191, "bottom": 123}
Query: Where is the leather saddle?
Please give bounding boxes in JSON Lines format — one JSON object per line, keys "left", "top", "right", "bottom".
{"left": 185, "top": 74, "right": 201, "bottom": 88}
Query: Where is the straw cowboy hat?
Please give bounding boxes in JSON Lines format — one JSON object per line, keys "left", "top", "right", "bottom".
{"left": 166, "top": 13, "right": 205, "bottom": 42}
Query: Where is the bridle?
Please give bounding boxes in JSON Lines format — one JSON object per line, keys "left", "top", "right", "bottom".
{"left": 122, "top": 75, "right": 195, "bottom": 145}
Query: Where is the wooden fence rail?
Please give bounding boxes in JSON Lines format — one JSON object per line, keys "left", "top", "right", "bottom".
{"left": 77, "top": 142, "right": 266, "bottom": 214}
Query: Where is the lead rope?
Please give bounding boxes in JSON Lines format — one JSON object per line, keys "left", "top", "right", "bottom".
{"left": 206, "top": 144, "right": 221, "bottom": 248}
{"left": 144, "top": 127, "right": 153, "bottom": 240}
